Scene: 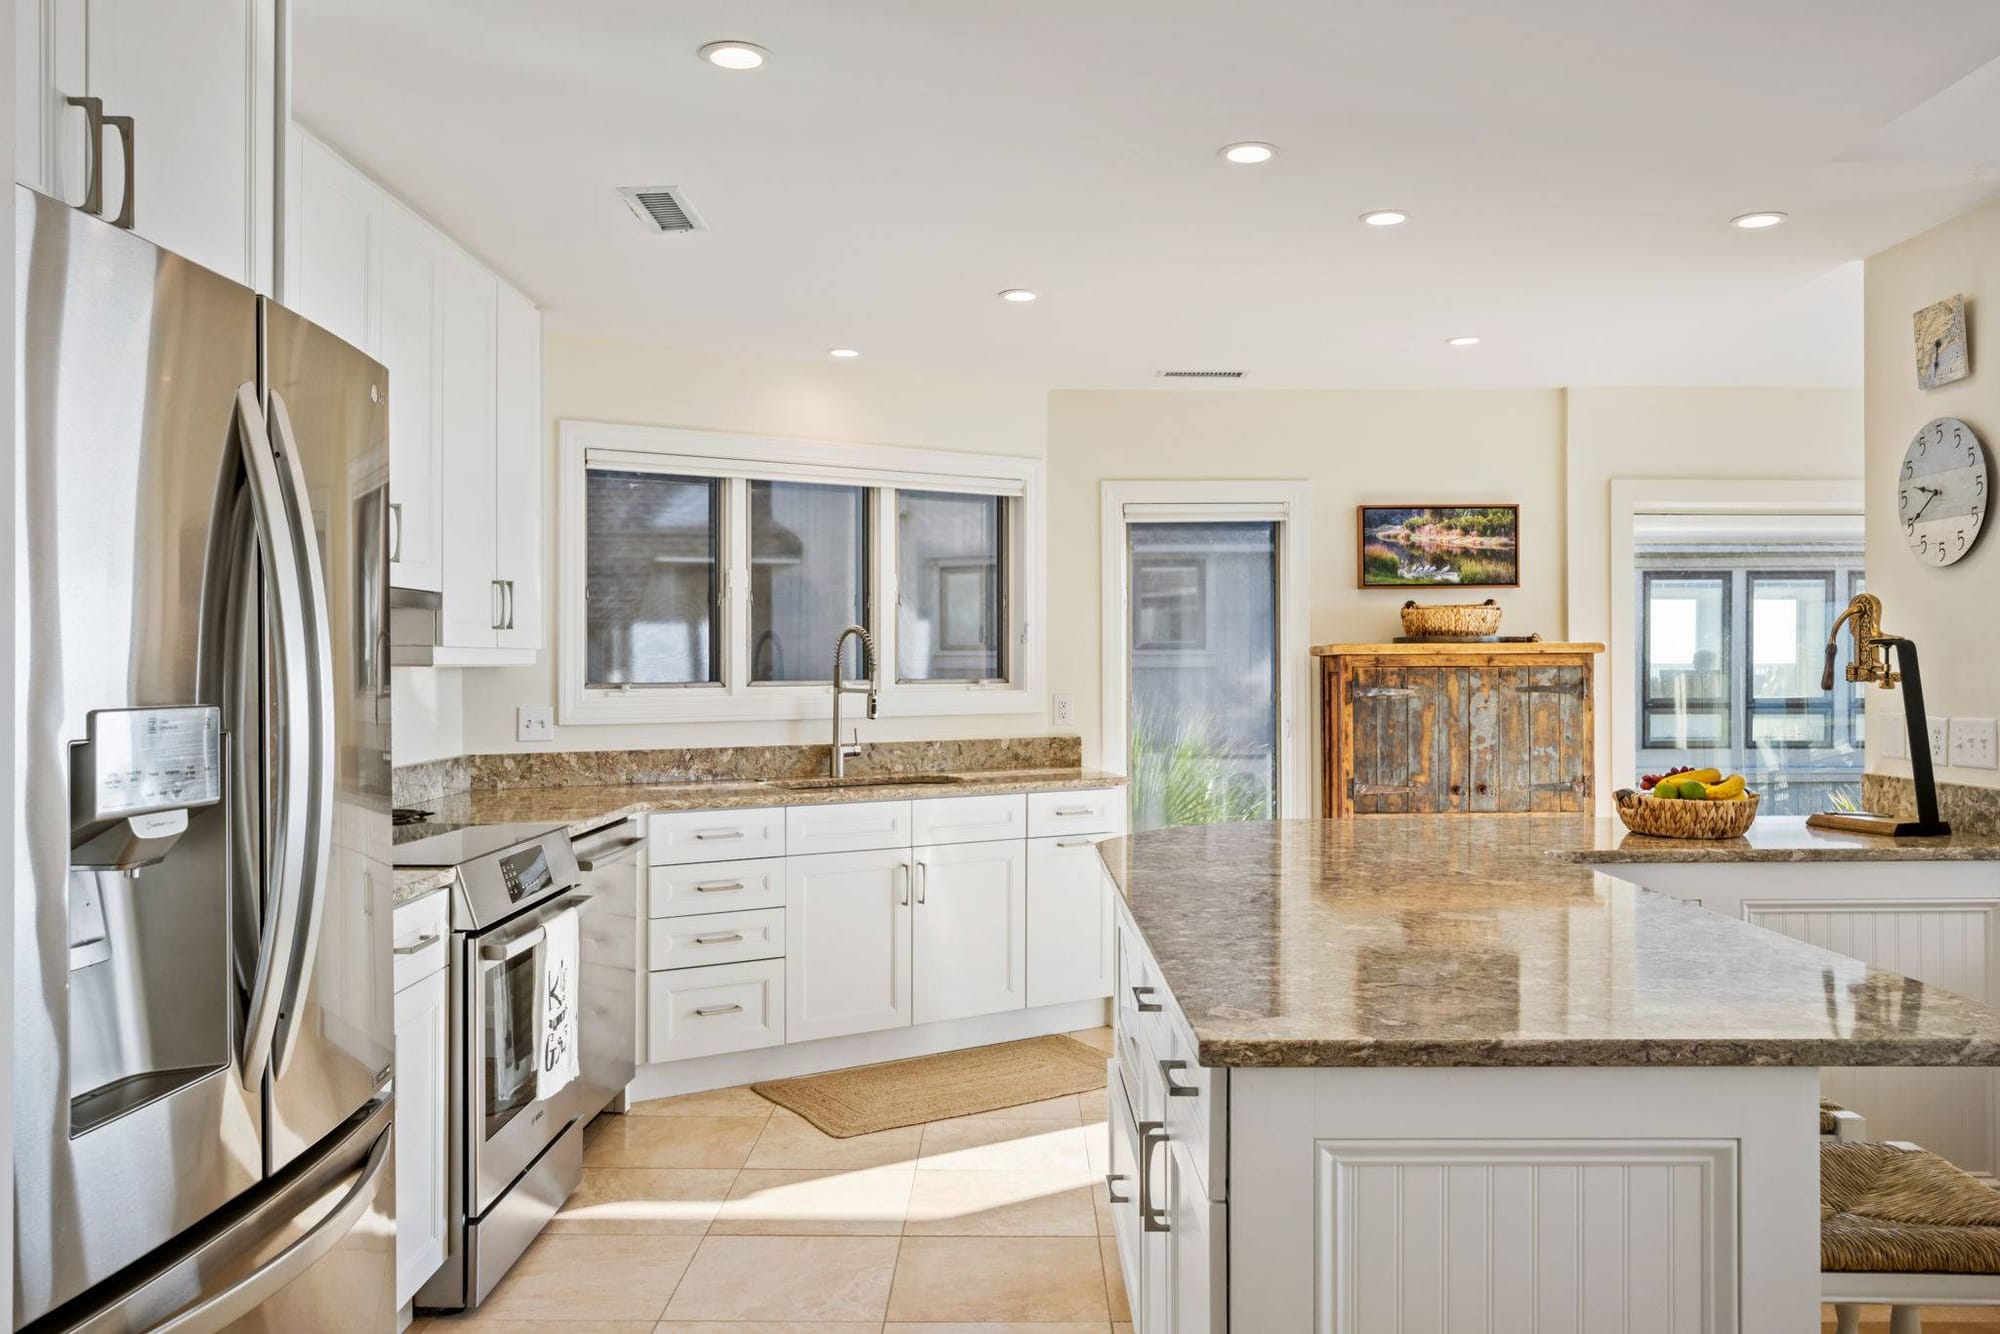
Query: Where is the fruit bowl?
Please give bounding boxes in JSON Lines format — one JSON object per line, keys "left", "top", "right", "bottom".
{"left": 1613, "top": 789, "right": 1760, "bottom": 840}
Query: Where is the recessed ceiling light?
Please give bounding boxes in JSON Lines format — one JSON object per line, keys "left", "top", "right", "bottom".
{"left": 1730, "top": 211, "right": 1787, "bottom": 230}
{"left": 1219, "top": 142, "right": 1276, "bottom": 164}
{"left": 828, "top": 347, "right": 860, "bottom": 358}
{"left": 997, "top": 288, "right": 1038, "bottom": 303}
{"left": 699, "top": 40, "right": 768, "bottom": 70}
{"left": 1446, "top": 336, "right": 1481, "bottom": 347}
{"left": 1360, "top": 210, "right": 1408, "bottom": 227}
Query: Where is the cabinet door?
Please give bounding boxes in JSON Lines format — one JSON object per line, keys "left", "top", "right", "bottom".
{"left": 1348, "top": 666, "right": 1465, "bottom": 814}
{"left": 1026, "top": 835, "right": 1113, "bottom": 1007}
{"left": 15, "top": 0, "right": 88, "bottom": 199}
{"left": 1162, "top": 1136, "right": 1225, "bottom": 1334}
{"left": 785, "top": 848, "right": 911, "bottom": 1042}
{"left": 1469, "top": 664, "right": 1589, "bottom": 813}
{"left": 436, "top": 245, "right": 499, "bottom": 648}
{"left": 492, "top": 280, "right": 542, "bottom": 650}
{"left": 283, "top": 130, "right": 378, "bottom": 356}
{"left": 379, "top": 201, "right": 443, "bottom": 591}
{"left": 1107, "top": 1064, "right": 1144, "bottom": 1330}
{"left": 393, "top": 967, "right": 448, "bottom": 1308}
{"left": 87, "top": 0, "right": 276, "bottom": 290}
{"left": 912, "top": 840, "right": 1026, "bottom": 1025}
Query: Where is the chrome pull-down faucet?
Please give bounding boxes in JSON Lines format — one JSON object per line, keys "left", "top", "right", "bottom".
{"left": 831, "top": 624, "right": 879, "bottom": 778}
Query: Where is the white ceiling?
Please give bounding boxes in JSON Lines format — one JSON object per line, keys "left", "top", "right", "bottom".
{"left": 293, "top": 1, "right": 2000, "bottom": 390}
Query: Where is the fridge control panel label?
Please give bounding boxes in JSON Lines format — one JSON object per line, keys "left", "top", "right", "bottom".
{"left": 77, "top": 706, "right": 224, "bottom": 820}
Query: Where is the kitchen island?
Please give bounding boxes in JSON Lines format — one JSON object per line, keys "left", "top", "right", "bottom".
{"left": 1099, "top": 816, "right": 2000, "bottom": 1333}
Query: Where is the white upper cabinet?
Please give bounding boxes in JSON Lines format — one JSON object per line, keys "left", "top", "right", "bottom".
{"left": 281, "top": 126, "right": 542, "bottom": 660}
{"left": 378, "top": 200, "right": 444, "bottom": 592}
{"left": 18, "top": 0, "right": 278, "bottom": 293}
{"left": 491, "top": 279, "right": 543, "bottom": 651}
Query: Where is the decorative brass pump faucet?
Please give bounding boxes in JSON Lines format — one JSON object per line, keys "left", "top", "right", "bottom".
{"left": 1805, "top": 593, "right": 1951, "bottom": 838}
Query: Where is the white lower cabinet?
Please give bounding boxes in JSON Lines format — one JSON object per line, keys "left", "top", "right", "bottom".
{"left": 1026, "top": 834, "right": 1115, "bottom": 1007}
{"left": 913, "top": 840, "right": 1027, "bottom": 1025}
{"left": 785, "top": 848, "right": 913, "bottom": 1042}
{"left": 391, "top": 924, "right": 448, "bottom": 1309}
{"left": 648, "top": 958, "right": 785, "bottom": 1063}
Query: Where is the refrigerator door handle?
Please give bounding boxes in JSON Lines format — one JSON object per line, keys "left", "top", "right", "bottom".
{"left": 147, "top": 1119, "right": 392, "bottom": 1333}
{"left": 265, "top": 390, "right": 338, "bottom": 1077}
{"left": 233, "top": 384, "right": 313, "bottom": 1089}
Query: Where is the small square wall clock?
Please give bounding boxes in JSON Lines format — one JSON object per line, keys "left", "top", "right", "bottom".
{"left": 1913, "top": 294, "right": 1969, "bottom": 390}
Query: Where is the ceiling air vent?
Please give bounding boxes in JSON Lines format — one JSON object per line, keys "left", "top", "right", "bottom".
{"left": 1155, "top": 369, "right": 1246, "bottom": 379}
{"left": 618, "top": 186, "right": 703, "bottom": 234}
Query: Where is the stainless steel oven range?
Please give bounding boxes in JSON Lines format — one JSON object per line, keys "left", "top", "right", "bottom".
{"left": 394, "top": 819, "right": 638, "bottom": 1312}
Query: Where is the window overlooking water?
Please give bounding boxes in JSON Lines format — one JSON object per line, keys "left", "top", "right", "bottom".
{"left": 1632, "top": 511, "right": 1864, "bottom": 814}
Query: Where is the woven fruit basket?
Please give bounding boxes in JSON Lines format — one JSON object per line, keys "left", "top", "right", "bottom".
{"left": 1613, "top": 789, "right": 1760, "bottom": 839}
{"left": 1400, "top": 598, "right": 1503, "bottom": 638}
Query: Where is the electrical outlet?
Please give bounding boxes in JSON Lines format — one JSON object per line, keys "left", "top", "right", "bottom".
{"left": 1877, "top": 709, "right": 1908, "bottom": 760}
{"left": 1928, "top": 715, "right": 1950, "bottom": 766}
{"left": 516, "top": 706, "right": 554, "bottom": 743}
{"left": 1052, "top": 692, "right": 1075, "bottom": 727}
{"left": 1950, "top": 717, "right": 1999, "bottom": 770}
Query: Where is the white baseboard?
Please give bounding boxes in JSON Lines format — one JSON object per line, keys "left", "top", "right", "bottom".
{"left": 625, "top": 997, "right": 1111, "bottom": 1102}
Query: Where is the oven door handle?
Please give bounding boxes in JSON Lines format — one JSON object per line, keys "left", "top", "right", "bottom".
{"left": 481, "top": 926, "right": 546, "bottom": 962}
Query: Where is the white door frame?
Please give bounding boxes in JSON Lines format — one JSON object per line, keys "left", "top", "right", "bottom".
{"left": 1100, "top": 480, "right": 1312, "bottom": 818}
{"left": 1608, "top": 477, "right": 1865, "bottom": 806}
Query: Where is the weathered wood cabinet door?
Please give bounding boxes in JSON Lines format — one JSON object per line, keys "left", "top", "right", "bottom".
{"left": 1324, "top": 647, "right": 1599, "bottom": 817}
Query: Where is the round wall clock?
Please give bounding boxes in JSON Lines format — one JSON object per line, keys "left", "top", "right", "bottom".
{"left": 1899, "top": 416, "right": 1988, "bottom": 567}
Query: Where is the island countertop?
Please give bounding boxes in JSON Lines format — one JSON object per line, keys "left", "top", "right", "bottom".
{"left": 1546, "top": 814, "right": 2000, "bottom": 864}
{"left": 1098, "top": 815, "right": 2000, "bottom": 1069}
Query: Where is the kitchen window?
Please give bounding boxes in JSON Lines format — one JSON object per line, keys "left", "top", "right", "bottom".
{"left": 560, "top": 422, "right": 1043, "bottom": 724}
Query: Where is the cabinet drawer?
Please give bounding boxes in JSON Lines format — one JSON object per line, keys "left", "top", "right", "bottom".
{"left": 649, "top": 808, "right": 785, "bottom": 864}
{"left": 649, "top": 907, "right": 784, "bottom": 971}
{"left": 1027, "top": 788, "right": 1126, "bottom": 839}
{"left": 911, "top": 792, "right": 1026, "bottom": 846}
{"left": 391, "top": 890, "right": 449, "bottom": 992}
{"left": 1154, "top": 1006, "right": 1226, "bottom": 1204}
{"left": 1107, "top": 1059, "right": 1144, "bottom": 1317}
{"left": 646, "top": 958, "right": 784, "bottom": 1063}
{"left": 787, "top": 800, "right": 912, "bottom": 856}
{"left": 651, "top": 857, "right": 786, "bottom": 919}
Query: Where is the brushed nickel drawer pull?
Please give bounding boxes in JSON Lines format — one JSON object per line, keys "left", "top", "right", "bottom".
{"left": 1159, "top": 1058, "right": 1200, "bottom": 1098}
{"left": 1054, "top": 837, "right": 1095, "bottom": 848}
{"left": 1104, "top": 1171, "right": 1131, "bottom": 1205}
{"left": 1130, "top": 985, "right": 1163, "bottom": 1013}
{"left": 1054, "top": 805, "right": 1093, "bottom": 817}
{"left": 693, "top": 1003, "right": 743, "bottom": 1017}
{"left": 693, "top": 881, "right": 745, "bottom": 893}
{"left": 695, "top": 829, "right": 746, "bottom": 841}
{"left": 692, "top": 932, "right": 744, "bottom": 946}
{"left": 392, "top": 931, "right": 440, "bottom": 956}
{"left": 1138, "top": 1122, "right": 1169, "bottom": 1232}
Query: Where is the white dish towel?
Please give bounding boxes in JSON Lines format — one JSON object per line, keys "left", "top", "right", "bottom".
{"left": 536, "top": 905, "right": 581, "bottom": 1103}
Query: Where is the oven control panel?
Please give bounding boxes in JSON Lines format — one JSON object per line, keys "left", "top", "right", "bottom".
{"left": 498, "top": 844, "right": 554, "bottom": 903}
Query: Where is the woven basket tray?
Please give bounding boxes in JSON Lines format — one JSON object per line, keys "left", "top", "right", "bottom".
{"left": 1613, "top": 789, "right": 1760, "bottom": 839}
{"left": 1401, "top": 599, "right": 1503, "bottom": 637}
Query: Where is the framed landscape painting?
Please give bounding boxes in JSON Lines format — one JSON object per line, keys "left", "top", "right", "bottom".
{"left": 1358, "top": 505, "right": 1520, "bottom": 588}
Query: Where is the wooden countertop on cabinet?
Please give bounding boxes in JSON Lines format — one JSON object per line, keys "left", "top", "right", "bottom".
{"left": 1314, "top": 641, "right": 1605, "bottom": 818}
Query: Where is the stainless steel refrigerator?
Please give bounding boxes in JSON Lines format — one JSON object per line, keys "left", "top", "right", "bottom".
{"left": 13, "top": 185, "right": 396, "bottom": 1332}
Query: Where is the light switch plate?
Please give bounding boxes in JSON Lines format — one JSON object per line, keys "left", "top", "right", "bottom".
{"left": 1052, "top": 693, "right": 1075, "bottom": 727}
{"left": 1928, "top": 715, "right": 1951, "bottom": 766}
{"left": 517, "top": 706, "right": 555, "bottom": 743}
{"left": 1949, "top": 717, "right": 1999, "bottom": 770}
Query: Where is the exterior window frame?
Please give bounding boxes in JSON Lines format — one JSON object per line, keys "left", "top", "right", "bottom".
{"left": 558, "top": 421, "right": 1043, "bottom": 724}
{"left": 1639, "top": 569, "right": 1733, "bottom": 752}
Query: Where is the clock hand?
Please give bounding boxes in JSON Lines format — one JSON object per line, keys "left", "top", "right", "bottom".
{"left": 1914, "top": 489, "right": 1941, "bottom": 520}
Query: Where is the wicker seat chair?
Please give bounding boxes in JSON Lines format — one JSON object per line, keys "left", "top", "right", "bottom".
{"left": 1822, "top": 1097, "right": 1868, "bottom": 1143}
{"left": 1823, "top": 1140, "right": 2000, "bottom": 1334}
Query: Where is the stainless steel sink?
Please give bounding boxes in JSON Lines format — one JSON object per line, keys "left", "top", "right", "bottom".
{"left": 763, "top": 773, "right": 967, "bottom": 791}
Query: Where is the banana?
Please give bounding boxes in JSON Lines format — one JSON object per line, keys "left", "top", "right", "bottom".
{"left": 1682, "top": 768, "right": 1724, "bottom": 785}
{"left": 1707, "top": 774, "right": 1746, "bottom": 800}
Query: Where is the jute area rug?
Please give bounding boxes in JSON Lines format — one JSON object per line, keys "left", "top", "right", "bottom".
{"left": 752, "top": 1034, "right": 1108, "bottom": 1137}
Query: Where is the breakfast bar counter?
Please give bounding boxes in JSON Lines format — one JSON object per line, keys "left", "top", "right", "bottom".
{"left": 1096, "top": 816, "right": 2000, "bottom": 1333}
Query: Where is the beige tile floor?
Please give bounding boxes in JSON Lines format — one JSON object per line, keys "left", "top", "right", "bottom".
{"left": 411, "top": 1026, "right": 1131, "bottom": 1334}
{"left": 405, "top": 1022, "right": 1998, "bottom": 1333}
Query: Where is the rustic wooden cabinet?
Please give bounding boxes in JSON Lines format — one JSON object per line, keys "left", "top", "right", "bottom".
{"left": 1317, "top": 642, "right": 1603, "bottom": 817}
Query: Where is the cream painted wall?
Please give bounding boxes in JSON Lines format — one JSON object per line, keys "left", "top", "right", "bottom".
{"left": 1864, "top": 198, "right": 2000, "bottom": 790}
{"left": 448, "top": 334, "right": 1052, "bottom": 755}
{"left": 1045, "top": 389, "right": 1569, "bottom": 776}
{"left": 1564, "top": 387, "right": 1863, "bottom": 795}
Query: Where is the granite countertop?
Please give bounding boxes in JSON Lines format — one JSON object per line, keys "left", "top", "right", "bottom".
{"left": 1547, "top": 815, "right": 2000, "bottom": 864}
{"left": 391, "top": 767, "right": 1125, "bottom": 907}
{"left": 1099, "top": 815, "right": 2000, "bottom": 1070}
{"left": 392, "top": 866, "right": 454, "bottom": 908}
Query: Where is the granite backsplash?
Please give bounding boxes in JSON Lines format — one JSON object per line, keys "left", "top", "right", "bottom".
{"left": 393, "top": 735, "right": 1084, "bottom": 809}
{"left": 1862, "top": 773, "right": 2000, "bottom": 839}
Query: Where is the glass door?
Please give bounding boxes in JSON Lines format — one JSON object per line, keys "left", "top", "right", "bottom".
{"left": 481, "top": 941, "right": 543, "bottom": 1141}
{"left": 1126, "top": 521, "right": 1279, "bottom": 831}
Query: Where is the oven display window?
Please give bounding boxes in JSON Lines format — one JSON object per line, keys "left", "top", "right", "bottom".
{"left": 498, "top": 845, "right": 553, "bottom": 903}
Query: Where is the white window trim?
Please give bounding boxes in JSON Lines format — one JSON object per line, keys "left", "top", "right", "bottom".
{"left": 1608, "top": 477, "right": 1865, "bottom": 807}
{"left": 558, "top": 420, "right": 1044, "bottom": 725}
{"left": 1099, "top": 480, "right": 1313, "bottom": 819}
